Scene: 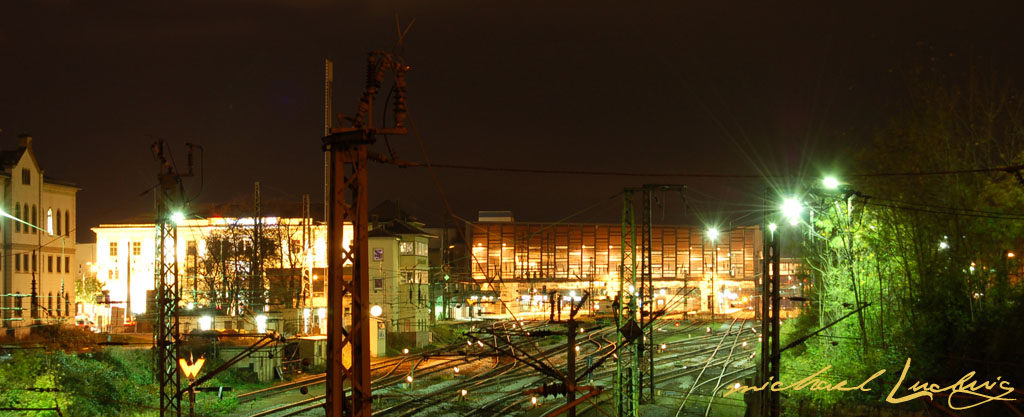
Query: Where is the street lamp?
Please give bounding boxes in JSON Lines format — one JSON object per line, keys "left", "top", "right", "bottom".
{"left": 171, "top": 211, "right": 186, "bottom": 224}
{"left": 781, "top": 198, "right": 803, "bottom": 226}
{"left": 822, "top": 176, "right": 840, "bottom": 190}
{"left": 707, "top": 227, "right": 718, "bottom": 330}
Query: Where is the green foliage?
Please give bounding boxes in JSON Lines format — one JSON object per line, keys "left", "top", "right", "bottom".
{"left": 75, "top": 273, "right": 104, "bottom": 306}
{"left": 0, "top": 348, "right": 242, "bottom": 416}
{"left": 780, "top": 70, "right": 1024, "bottom": 414}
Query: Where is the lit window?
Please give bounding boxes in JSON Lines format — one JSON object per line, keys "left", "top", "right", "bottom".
{"left": 400, "top": 242, "right": 414, "bottom": 255}
{"left": 415, "top": 241, "right": 428, "bottom": 256}
{"left": 47, "top": 208, "right": 53, "bottom": 235}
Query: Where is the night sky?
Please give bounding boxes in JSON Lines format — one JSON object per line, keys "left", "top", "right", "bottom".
{"left": 2, "top": 1, "right": 1022, "bottom": 242}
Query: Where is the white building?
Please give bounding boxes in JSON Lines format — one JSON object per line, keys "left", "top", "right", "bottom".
{"left": 90, "top": 217, "right": 334, "bottom": 328}
{"left": 90, "top": 215, "right": 435, "bottom": 350}
{"left": 0, "top": 135, "right": 79, "bottom": 336}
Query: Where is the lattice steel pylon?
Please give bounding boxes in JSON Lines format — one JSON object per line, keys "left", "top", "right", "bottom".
{"left": 617, "top": 190, "right": 639, "bottom": 417}
{"left": 323, "top": 50, "right": 409, "bottom": 417}
{"left": 639, "top": 189, "right": 655, "bottom": 404}
{"left": 153, "top": 141, "right": 193, "bottom": 417}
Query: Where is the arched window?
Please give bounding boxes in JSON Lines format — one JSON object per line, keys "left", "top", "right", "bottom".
{"left": 14, "top": 204, "right": 20, "bottom": 233}
{"left": 47, "top": 208, "right": 53, "bottom": 235}
{"left": 31, "top": 205, "right": 37, "bottom": 233}
{"left": 47, "top": 291, "right": 53, "bottom": 314}
{"left": 65, "top": 211, "right": 70, "bottom": 237}
{"left": 64, "top": 295, "right": 70, "bottom": 317}
{"left": 15, "top": 292, "right": 23, "bottom": 317}
{"left": 55, "top": 209, "right": 61, "bottom": 236}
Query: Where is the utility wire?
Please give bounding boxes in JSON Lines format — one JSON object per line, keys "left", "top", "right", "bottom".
{"left": 381, "top": 160, "right": 1024, "bottom": 180}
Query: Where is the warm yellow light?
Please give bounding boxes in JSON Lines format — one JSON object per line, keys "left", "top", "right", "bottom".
{"left": 1009, "top": 252, "right": 1016, "bottom": 258}
{"left": 178, "top": 356, "right": 205, "bottom": 379}
{"left": 406, "top": 375, "right": 413, "bottom": 383}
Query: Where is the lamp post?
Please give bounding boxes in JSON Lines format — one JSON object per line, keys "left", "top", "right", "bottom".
{"left": 706, "top": 227, "right": 718, "bottom": 330}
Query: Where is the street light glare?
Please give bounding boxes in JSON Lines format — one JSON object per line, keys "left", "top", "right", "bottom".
{"left": 781, "top": 198, "right": 802, "bottom": 225}
{"left": 823, "top": 176, "right": 840, "bottom": 190}
{"left": 171, "top": 211, "right": 186, "bottom": 224}
{"left": 707, "top": 227, "right": 719, "bottom": 241}
{"left": 768, "top": 223, "right": 777, "bottom": 233}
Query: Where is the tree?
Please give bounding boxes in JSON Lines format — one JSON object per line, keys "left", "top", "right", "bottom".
{"left": 780, "top": 68, "right": 1024, "bottom": 414}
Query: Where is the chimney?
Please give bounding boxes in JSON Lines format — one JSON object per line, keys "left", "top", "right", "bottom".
{"left": 17, "top": 133, "right": 32, "bottom": 148}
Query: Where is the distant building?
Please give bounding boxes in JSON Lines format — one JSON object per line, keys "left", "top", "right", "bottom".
{"left": 90, "top": 210, "right": 436, "bottom": 350}
{"left": 369, "top": 218, "right": 434, "bottom": 347}
{"left": 462, "top": 216, "right": 764, "bottom": 317}
{"left": 91, "top": 217, "right": 330, "bottom": 334}
{"left": 0, "top": 134, "right": 79, "bottom": 337}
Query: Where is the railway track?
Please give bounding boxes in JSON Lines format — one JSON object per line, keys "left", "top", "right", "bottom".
{"left": 239, "top": 317, "right": 756, "bottom": 416}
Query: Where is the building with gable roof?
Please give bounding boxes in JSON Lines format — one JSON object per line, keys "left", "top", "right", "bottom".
{"left": 0, "top": 134, "right": 79, "bottom": 336}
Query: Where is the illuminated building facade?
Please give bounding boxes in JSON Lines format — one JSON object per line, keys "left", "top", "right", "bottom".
{"left": 0, "top": 135, "right": 79, "bottom": 336}
{"left": 91, "top": 216, "right": 434, "bottom": 348}
{"left": 91, "top": 217, "right": 331, "bottom": 332}
{"left": 465, "top": 219, "right": 764, "bottom": 316}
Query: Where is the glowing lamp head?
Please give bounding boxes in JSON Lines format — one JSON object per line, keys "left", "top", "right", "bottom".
{"left": 370, "top": 305, "right": 383, "bottom": 317}
{"left": 822, "top": 176, "right": 840, "bottom": 190}
{"left": 939, "top": 241, "right": 949, "bottom": 250}
{"left": 406, "top": 375, "right": 413, "bottom": 383}
{"left": 171, "top": 211, "right": 186, "bottom": 224}
{"left": 706, "top": 227, "right": 719, "bottom": 241}
{"left": 402, "top": 348, "right": 409, "bottom": 355}
{"left": 781, "top": 198, "right": 802, "bottom": 225}
{"left": 768, "top": 223, "right": 778, "bottom": 233}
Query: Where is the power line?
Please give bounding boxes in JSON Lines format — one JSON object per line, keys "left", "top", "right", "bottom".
{"left": 381, "top": 159, "right": 1024, "bottom": 180}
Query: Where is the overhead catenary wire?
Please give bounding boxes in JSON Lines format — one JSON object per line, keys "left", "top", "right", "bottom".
{"left": 380, "top": 159, "right": 1024, "bottom": 180}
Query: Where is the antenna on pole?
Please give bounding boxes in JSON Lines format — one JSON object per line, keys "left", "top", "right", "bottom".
{"left": 324, "top": 59, "right": 333, "bottom": 223}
